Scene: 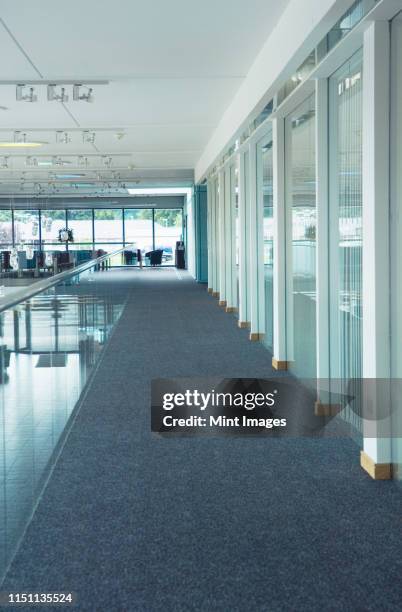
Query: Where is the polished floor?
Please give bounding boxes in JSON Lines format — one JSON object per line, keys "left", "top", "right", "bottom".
{"left": 1, "top": 269, "right": 402, "bottom": 611}
{"left": 0, "top": 269, "right": 126, "bottom": 580}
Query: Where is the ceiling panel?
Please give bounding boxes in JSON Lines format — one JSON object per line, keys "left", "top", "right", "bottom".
{"left": 0, "top": 0, "right": 290, "bottom": 78}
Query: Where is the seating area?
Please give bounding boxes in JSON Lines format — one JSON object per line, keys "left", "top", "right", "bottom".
{"left": 0, "top": 248, "right": 96, "bottom": 277}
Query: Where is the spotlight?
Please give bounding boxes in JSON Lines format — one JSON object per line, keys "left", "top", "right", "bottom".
{"left": 47, "top": 84, "right": 69, "bottom": 102}
{"left": 73, "top": 84, "right": 94, "bottom": 103}
{"left": 16, "top": 84, "right": 37, "bottom": 102}
{"left": 56, "top": 131, "right": 71, "bottom": 144}
{"left": 0, "top": 156, "right": 9, "bottom": 168}
{"left": 102, "top": 156, "right": 113, "bottom": 167}
{"left": 82, "top": 130, "right": 96, "bottom": 144}
{"left": 25, "top": 156, "right": 38, "bottom": 167}
{"left": 77, "top": 155, "right": 89, "bottom": 167}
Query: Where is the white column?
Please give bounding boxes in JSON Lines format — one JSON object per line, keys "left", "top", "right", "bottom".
{"left": 218, "top": 169, "right": 226, "bottom": 305}
{"left": 224, "top": 166, "right": 234, "bottom": 309}
{"left": 361, "top": 21, "right": 391, "bottom": 478}
{"left": 206, "top": 179, "right": 213, "bottom": 293}
{"left": 238, "top": 151, "right": 249, "bottom": 326}
{"left": 315, "top": 79, "right": 331, "bottom": 409}
{"left": 272, "top": 117, "right": 288, "bottom": 369}
{"left": 248, "top": 141, "right": 265, "bottom": 340}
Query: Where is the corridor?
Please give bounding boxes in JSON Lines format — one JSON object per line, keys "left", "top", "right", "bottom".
{"left": 3, "top": 269, "right": 402, "bottom": 611}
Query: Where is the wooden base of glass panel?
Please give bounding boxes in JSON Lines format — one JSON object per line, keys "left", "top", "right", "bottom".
{"left": 360, "top": 451, "right": 392, "bottom": 480}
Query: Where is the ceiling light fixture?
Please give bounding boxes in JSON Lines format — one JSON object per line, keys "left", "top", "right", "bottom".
{"left": 82, "top": 130, "right": 96, "bottom": 144}
{"left": 73, "top": 84, "right": 94, "bottom": 103}
{"left": 56, "top": 131, "right": 71, "bottom": 144}
{"left": 0, "top": 156, "right": 9, "bottom": 168}
{"left": 47, "top": 84, "right": 69, "bottom": 102}
{"left": 25, "top": 156, "right": 39, "bottom": 167}
{"left": 16, "top": 84, "right": 37, "bottom": 102}
{"left": 0, "top": 131, "right": 46, "bottom": 148}
{"left": 77, "top": 155, "right": 89, "bottom": 167}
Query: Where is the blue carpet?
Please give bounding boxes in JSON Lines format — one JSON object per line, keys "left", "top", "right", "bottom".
{"left": 3, "top": 269, "right": 402, "bottom": 611}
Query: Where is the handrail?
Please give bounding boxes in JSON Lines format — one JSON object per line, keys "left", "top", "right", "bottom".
{"left": 0, "top": 245, "right": 134, "bottom": 313}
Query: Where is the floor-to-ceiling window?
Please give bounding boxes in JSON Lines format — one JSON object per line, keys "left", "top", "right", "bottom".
{"left": 234, "top": 163, "right": 240, "bottom": 310}
{"left": 14, "top": 210, "right": 40, "bottom": 249}
{"left": 329, "top": 50, "right": 363, "bottom": 432}
{"left": 390, "top": 11, "right": 402, "bottom": 482}
{"left": 285, "top": 95, "right": 316, "bottom": 378}
{"left": 67, "top": 209, "right": 93, "bottom": 251}
{"left": 154, "top": 208, "right": 183, "bottom": 265}
{"left": 260, "top": 136, "right": 274, "bottom": 350}
{"left": 94, "top": 209, "right": 123, "bottom": 265}
{"left": 124, "top": 209, "right": 153, "bottom": 256}
{"left": 0, "top": 205, "right": 184, "bottom": 268}
{"left": 0, "top": 210, "right": 13, "bottom": 250}
{"left": 40, "top": 210, "right": 67, "bottom": 251}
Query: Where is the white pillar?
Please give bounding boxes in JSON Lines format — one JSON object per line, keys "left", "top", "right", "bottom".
{"left": 238, "top": 151, "right": 249, "bottom": 327}
{"left": 248, "top": 141, "right": 265, "bottom": 341}
{"left": 218, "top": 169, "right": 226, "bottom": 305}
{"left": 361, "top": 21, "right": 392, "bottom": 479}
{"left": 272, "top": 117, "right": 288, "bottom": 369}
{"left": 314, "top": 79, "right": 332, "bottom": 410}
{"left": 207, "top": 179, "right": 213, "bottom": 293}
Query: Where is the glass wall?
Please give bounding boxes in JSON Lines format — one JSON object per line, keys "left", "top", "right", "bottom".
{"left": 154, "top": 209, "right": 183, "bottom": 265}
{"left": 14, "top": 210, "right": 40, "bottom": 248}
{"left": 0, "top": 210, "right": 12, "bottom": 248}
{"left": 285, "top": 94, "right": 316, "bottom": 378}
{"left": 261, "top": 137, "right": 274, "bottom": 350}
{"left": 390, "top": 12, "right": 402, "bottom": 482}
{"left": 67, "top": 210, "right": 93, "bottom": 249}
{"left": 0, "top": 206, "right": 184, "bottom": 268}
{"left": 329, "top": 50, "right": 363, "bottom": 431}
{"left": 40, "top": 210, "right": 66, "bottom": 251}
{"left": 124, "top": 209, "right": 153, "bottom": 254}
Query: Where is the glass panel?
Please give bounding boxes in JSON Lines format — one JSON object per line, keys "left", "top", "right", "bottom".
{"left": 67, "top": 209, "right": 93, "bottom": 245}
{"left": 94, "top": 209, "right": 123, "bottom": 243}
{"left": 261, "top": 138, "right": 274, "bottom": 351}
{"left": 14, "top": 210, "right": 40, "bottom": 248}
{"left": 40, "top": 210, "right": 67, "bottom": 248}
{"left": 329, "top": 51, "right": 363, "bottom": 434}
{"left": 285, "top": 94, "right": 316, "bottom": 378}
{"left": 93, "top": 244, "right": 124, "bottom": 267}
{"left": 0, "top": 210, "right": 12, "bottom": 246}
{"left": 0, "top": 263, "right": 125, "bottom": 581}
{"left": 124, "top": 209, "right": 153, "bottom": 254}
{"left": 154, "top": 209, "right": 183, "bottom": 265}
{"left": 390, "top": 12, "right": 402, "bottom": 482}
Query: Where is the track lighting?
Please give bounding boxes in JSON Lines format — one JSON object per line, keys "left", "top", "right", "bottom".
{"left": 56, "top": 131, "right": 71, "bottom": 144}
{"left": 73, "top": 84, "right": 94, "bottom": 102}
{"left": 47, "top": 84, "right": 69, "bottom": 102}
{"left": 82, "top": 131, "right": 96, "bottom": 144}
{"left": 16, "top": 84, "right": 37, "bottom": 102}
{"left": 102, "top": 156, "right": 113, "bottom": 167}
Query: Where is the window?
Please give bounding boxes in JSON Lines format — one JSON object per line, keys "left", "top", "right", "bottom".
{"left": 94, "top": 209, "right": 123, "bottom": 244}
{"left": 0, "top": 210, "right": 12, "bottom": 246}
{"left": 124, "top": 209, "right": 153, "bottom": 254}
{"left": 285, "top": 94, "right": 316, "bottom": 378}
{"left": 14, "top": 210, "right": 40, "bottom": 247}
{"left": 41, "top": 209, "right": 67, "bottom": 250}
{"left": 261, "top": 137, "right": 274, "bottom": 350}
{"left": 67, "top": 210, "right": 93, "bottom": 247}
{"left": 154, "top": 209, "right": 183, "bottom": 265}
{"left": 329, "top": 50, "right": 363, "bottom": 431}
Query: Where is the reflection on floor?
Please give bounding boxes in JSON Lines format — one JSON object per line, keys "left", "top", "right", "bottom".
{"left": 0, "top": 269, "right": 126, "bottom": 580}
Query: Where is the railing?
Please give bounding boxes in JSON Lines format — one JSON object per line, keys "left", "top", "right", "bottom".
{"left": 0, "top": 245, "right": 132, "bottom": 313}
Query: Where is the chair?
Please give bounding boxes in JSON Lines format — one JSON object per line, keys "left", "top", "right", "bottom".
{"left": 145, "top": 249, "right": 163, "bottom": 266}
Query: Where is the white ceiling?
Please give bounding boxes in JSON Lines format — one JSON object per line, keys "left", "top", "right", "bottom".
{"left": 0, "top": 0, "right": 290, "bottom": 196}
